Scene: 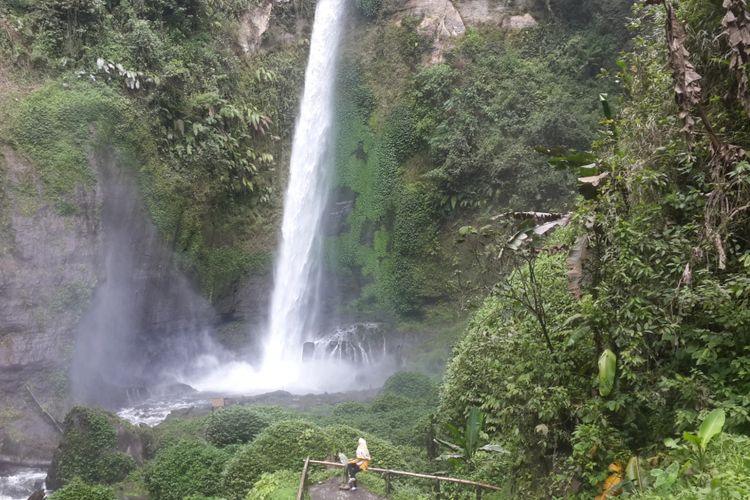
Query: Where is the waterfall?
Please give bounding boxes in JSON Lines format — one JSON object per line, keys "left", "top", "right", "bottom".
{"left": 262, "top": 0, "right": 347, "bottom": 368}
{"left": 186, "top": 0, "right": 398, "bottom": 394}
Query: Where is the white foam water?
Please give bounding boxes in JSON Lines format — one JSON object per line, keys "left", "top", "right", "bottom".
{"left": 0, "top": 468, "right": 46, "bottom": 500}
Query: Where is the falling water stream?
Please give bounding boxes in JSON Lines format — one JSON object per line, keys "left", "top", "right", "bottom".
{"left": 118, "top": 0, "right": 396, "bottom": 412}
{"left": 184, "top": 0, "right": 393, "bottom": 395}
{"left": 262, "top": 0, "right": 347, "bottom": 372}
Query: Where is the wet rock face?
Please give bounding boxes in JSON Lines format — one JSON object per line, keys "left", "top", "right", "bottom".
{"left": 0, "top": 144, "right": 217, "bottom": 462}
{"left": 71, "top": 147, "right": 216, "bottom": 408}
{"left": 237, "top": 0, "right": 312, "bottom": 54}
{"left": 0, "top": 146, "right": 100, "bottom": 463}
{"left": 310, "top": 323, "right": 394, "bottom": 364}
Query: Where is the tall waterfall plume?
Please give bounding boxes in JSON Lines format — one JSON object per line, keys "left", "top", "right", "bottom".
{"left": 263, "top": 0, "right": 347, "bottom": 369}
{"left": 187, "top": 0, "right": 400, "bottom": 394}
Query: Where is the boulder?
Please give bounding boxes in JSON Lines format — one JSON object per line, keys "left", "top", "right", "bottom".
{"left": 502, "top": 13, "right": 538, "bottom": 29}
{"left": 238, "top": 0, "right": 274, "bottom": 54}
{"left": 388, "top": 0, "right": 466, "bottom": 63}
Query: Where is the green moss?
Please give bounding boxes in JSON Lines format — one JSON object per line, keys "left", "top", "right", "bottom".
{"left": 49, "top": 407, "right": 138, "bottom": 488}
{"left": 0, "top": 154, "right": 13, "bottom": 256}
{"left": 8, "top": 81, "right": 135, "bottom": 213}
{"left": 112, "top": 470, "right": 148, "bottom": 499}
{"left": 49, "top": 280, "right": 95, "bottom": 316}
{"left": 328, "top": 69, "right": 444, "bottom": 317}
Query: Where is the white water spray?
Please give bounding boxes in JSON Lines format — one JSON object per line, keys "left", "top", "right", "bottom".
{"left": 263, "top": 0, "right": 347, "bottom": 370}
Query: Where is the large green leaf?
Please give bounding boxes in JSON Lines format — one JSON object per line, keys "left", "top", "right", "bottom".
{"left": 598, "top": 349, "right": 617, "bottom": 396}
{"left": 478, "top": 444, "right": 509, "bottom": 454}
{"left": 626, "top": 456, "right": 646, "bottom": 490}
{"left": 464, "top": 407, "right": 484, "bottom": 457}
{"left": 697, "top": 408, "right": 725, "bottom": 451}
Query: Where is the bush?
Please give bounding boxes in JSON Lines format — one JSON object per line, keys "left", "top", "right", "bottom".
{"left": 49, "top": 478, "right": 116, "bottom": 500}
{"left": 221, "top": 420, "right": 333, "bottom": 500}
{"left": 205, "top": 406, "right": 270, "bottom": 447}
{"left": 47, "top": 407, "right": 137, "bottom": 489}
{"left": 144, "top": 440, "right": 229, "bottom": 500}
{"left": 221, "top": 444, "right": 267, "bottom": 500}
{"left": 632, "top": 433, "right": 750, "bottom": 499}
{"left": 245, "top": 470, "right": 299, "bottom": 500}
{"left": 438, "top": 253, "right": 594, "bottom": 495}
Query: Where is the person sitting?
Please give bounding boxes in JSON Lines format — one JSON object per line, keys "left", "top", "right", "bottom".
{"left": 344, "top": 438, "right": 370, "bottom": 491}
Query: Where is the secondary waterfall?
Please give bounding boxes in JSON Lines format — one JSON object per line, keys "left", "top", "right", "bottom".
{"left": 262, "top": 0, "right": 347, "bottom": 368}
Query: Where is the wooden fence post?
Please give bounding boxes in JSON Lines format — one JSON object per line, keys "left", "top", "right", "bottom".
{"left": 476, "top": 485, "right": 482, "bottom": 500}
{"left": 296, "top": 456, "right": 310, "bottom": 500}
{"left": 384, "top": 472, "right": 392, "bottom": 495}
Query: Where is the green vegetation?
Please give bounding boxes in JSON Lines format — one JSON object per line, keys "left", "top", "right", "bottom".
{"left": 8, "top": 82, "right": 134, "bottom": 213}
{"left": 435, "top": 0, "right": 750, "bottom": 496}
{"left": 328, "top": 6, "right": 624, "bottom": 320}
{"left": 47, "top": 407, "right": 139, "bottom": 489}
{"left": 222, "top": 419, "right": 333, "bottom": 499}
{"left": 204, "top": 406, "right": 270, "bottom": 448}
{"left": 49, "top": 478, "right": 116, "bottom": 500}
{"left": 148, "top": 415, "right": 209, "bottom": 452}
{"left": 144, "top": 440, "right": 229, "bottom": 500}
{"left": 4, "top": 0, "right": 750, "bottom": 498}
{"left": 0, "top": 0, "right": 308, "bottom": 304}
{"left": 244, "top": 470, "right": 300, "bottom": 500}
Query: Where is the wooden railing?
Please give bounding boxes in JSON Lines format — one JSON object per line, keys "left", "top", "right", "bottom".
{"left": 296, "top": 458, "right": 501, "bottom": 500}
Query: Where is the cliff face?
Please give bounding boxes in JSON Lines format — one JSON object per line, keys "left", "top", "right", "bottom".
{"left": 0, "top": 146, "right": 99, "bottom": 463}
{"left": 0, "top": 143, "right": 217, "bottom": 463}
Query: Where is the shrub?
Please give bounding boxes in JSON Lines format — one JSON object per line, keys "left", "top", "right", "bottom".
{"left": 221, "top": 444, "right": 267, "bottom": 500}
{"left": 221, "top": 420, "right": 333, "bottom": 500}
{"left": 144, "top": 440, "right": 229, "bottom": 500}
{"left": 49, "top": 478, "right": 116, "bottom": 500}
{"left": 245, "top": 470, "right": 299, "bottom": 500}
{"left": 205, "top": 406, "right": 270, "bottom": 447}
{"left": 47, "top": 407, "right": 137, "bottom": 489}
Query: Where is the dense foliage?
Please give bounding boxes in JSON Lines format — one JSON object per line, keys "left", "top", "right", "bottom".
{"left": 47, "top": 407, "right": 137, "bottom": 489}
{"left": 204, "top": 406, "right": 269, "bottom": 447}
{"left": 49, "top": 478, "right": 116, "bottom": 500}
{"left": 0, "top": 0, "right": 309, "bottom": 305}
{"left": 244, "top": 469, "right": 299, "bottom": 500}
{"left": 144, "top": 440, "right": 229, "bottom": 500}
{"left": 5, "top": 0, "right": 750, "bottom": 498}
{"left": 221, "top": 419, "right": 333, "bottom": 499}
{"left": 327, "top": 5, "right": 626, "bottom": 319}
{"left": 438, "top": 0, "right": 750, "bottom": 496}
